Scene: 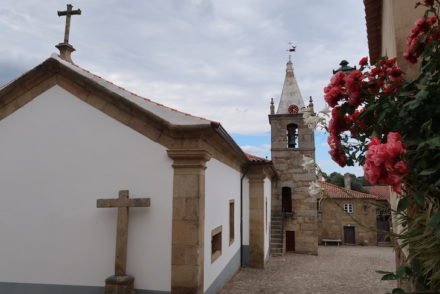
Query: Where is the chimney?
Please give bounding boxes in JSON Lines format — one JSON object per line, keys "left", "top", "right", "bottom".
{"left": 344, "top": 173, "right": 351, "bottom": 190}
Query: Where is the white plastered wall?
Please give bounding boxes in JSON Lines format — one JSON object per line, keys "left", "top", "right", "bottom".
{"left": 204, "top": 158, "right": 241, "bottom": 291}
{"left": 264, "top": 177, "right": 271, "bottom": 260}
{"left": 0, "top": 85, "right": 172, "bottom": 291}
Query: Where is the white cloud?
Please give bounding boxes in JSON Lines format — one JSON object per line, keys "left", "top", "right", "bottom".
{"left": 240, "top": 144, "right": 270, "bottom": 158}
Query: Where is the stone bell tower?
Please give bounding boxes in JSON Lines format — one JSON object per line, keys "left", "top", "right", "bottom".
{"left": 269, "top": 55, "right": 318, "bottom": 255}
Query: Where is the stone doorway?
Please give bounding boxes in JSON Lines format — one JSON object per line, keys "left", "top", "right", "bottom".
{"left": 281, "top": 187, "right": 292, "bottom": 213}
{"left": 286, "top": 230, "right": 295, "bottom": 252}
{"left": 343, "top": 226, "right": 355, "bottom": 244}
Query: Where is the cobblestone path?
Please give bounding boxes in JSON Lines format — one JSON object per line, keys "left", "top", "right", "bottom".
{"left": 220, "top": 246, "right": 395, "bottom": 294}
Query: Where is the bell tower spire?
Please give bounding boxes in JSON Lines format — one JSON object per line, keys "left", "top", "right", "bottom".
{"left": 276, "top": 45, "right": 305, "bottom": 114}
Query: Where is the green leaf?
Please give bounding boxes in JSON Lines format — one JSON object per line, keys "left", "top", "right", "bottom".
{"left": 376, "top": 270, "right": 393, "bottom": 274}
{"left": 413, "top": 192, "right": 425, "bottom": 207}
{"left": 420, "top": 168, "right": 438, "bottom": 175}
{"left": 396, "top": 264, "right": 412, "bottom": 277}
{"left": 404, "top": 99, "right": 420, "bottom": 110}
{"left": 381, "top": 273, "right": 398, "bottom": 280}
{"left": 428, "top": 213, "right": 440, "bottom": 227}
{"left": 425, "top": 137, "right": 440, "bottom": 148}
{"left": 415, "top": 89, "right": 429, "bottom": 100}
{"left": 391, "top": 288, "right": 406, "bottom": 294}
{"left": 397, "top": 197, "right": 411, "bottom": 213}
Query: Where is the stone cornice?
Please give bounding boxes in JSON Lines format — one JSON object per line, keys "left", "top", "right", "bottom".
{"left": 167, "top": 149, "right": 211, "bottom": 169}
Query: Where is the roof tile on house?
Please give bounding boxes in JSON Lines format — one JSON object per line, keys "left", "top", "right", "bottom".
{"left": 319, "top": 181, "right": 378, "bottom": 200}
{"left": 364, "top": 185, "right": 391, "bottom": 202}
{"left": 244, "top": 152, "right": 271, "bottom": 163}
{"left": 364, "top": 0, "right": 383, "bottom": 64}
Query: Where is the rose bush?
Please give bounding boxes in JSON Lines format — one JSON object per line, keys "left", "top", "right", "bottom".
{"left": 323, "top": 1, "right": 440, "bottom": 291}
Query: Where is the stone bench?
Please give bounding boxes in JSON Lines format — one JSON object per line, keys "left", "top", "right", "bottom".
{"left": 322, "top": 239, "right": 342, "bottom": 246}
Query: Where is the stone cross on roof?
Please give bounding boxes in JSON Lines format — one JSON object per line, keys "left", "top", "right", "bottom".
{"left": 56, "top": 4, "right": 81, "bottom": 63}
{"left": 58, "top": 4, "right": 81, "bottom": 44}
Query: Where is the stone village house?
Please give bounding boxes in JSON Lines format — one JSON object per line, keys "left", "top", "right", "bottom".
{"left": 0, "top": 22, "right": 318, "bottom": 293}
{"left": 317, "top": 177, "right": 392, "bottom": 246}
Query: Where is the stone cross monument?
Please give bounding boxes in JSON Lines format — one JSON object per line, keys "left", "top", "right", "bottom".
{"left": 97, "top": 190, "right": 150, "bottom": 294}
{"left": 56, "top": 4, "right": 81, "bottom": 62}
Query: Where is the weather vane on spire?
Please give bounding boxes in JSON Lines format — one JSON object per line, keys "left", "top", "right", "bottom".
{"left": 287, "top": 42, "right": 296, "bottom": 61}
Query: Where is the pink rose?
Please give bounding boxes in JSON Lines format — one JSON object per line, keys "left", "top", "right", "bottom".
{"left": 364, "top": 160, "right": 383, "bottom": 184}
{"left": 387, "top": 132, "right": 401, "bottom": 143}
{"left": 394, "top": 160, "right": 409, "bottom": 175}
{"left": 369, "top": 144, "right": 388, "bottom": 166}
{"left": 359, "top": 56, "right": 368, "bottom": 66}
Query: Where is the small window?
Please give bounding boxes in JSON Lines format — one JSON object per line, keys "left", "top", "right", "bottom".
{"left": 211, "top": 226, "right": 222, "bottom": 263}
{"left": 229, "top": 200, "right": 235, "bottom": 245}
{"left": 344, "top": 203, "right": 353, "bottom": 213}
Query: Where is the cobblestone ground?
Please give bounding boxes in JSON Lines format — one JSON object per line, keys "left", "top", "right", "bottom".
{"left": 220, "top": 246, "right": 396, "bottom": 294}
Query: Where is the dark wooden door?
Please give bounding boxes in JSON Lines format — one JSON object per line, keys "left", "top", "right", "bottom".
{"left": 377, "top": 219, "right": 391, "bottom": 242}
{"left": 282, "top": 187, "right": 292, "bottom": 213}
{"left": 286, "top": 231, "right": 295, "bottom": 252}
{"left": 344, "top": 226, "right": 355, "bottom": 244}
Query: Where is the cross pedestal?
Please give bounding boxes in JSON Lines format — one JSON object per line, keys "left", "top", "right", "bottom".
{"left": 97, "top": 190, "right": 150, "bottom": 294}
{"left": 104, "top": 275, "right": 134, "bottom": 294}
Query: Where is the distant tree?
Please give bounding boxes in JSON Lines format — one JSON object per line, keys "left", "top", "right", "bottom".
{"left": 327, "top": 172, "right": 344, "bottom": 187}
{"left": 326, "top": 172, "right": 370, "bottom": 193}
{"left": 320, "top": 171, "right": 329, "bottom": 180}
{"left": 357, "top": 176, "right": 372, "bottom": 186}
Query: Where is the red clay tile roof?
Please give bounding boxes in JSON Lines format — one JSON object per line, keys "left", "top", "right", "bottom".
{"left": 364, "top": 185, "right": 391, "bottom": 202}
{"left": 364, "top": 0, "right": 383, "bottom": 64}
{"left": 245, "top": 152, "right": 271, "bottom": 163}
{"left": 319, "top": 181, "right": 378, "bottom": 200}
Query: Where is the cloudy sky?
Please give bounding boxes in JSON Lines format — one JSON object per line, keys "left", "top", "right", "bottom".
{"left": 0, "top": 0, "right": 368, "bottom": 175}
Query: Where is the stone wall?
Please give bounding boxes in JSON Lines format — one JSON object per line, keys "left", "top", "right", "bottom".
{"left": 318, "top": 198, "right": 377, "bottom": 246}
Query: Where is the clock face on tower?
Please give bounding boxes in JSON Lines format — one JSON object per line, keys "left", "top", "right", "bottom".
{"left": 288, "top": 104, "right": 299, "bottom": 114}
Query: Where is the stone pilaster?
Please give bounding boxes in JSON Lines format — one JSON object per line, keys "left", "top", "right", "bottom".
{"left": 248, "top": 167, "right": 267, "bottom": 269}
{"left": 167, "top": 149, "right": 211, "bottom": 294}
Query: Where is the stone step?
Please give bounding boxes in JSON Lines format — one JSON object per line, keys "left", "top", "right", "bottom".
{"left": 271, "top": 250, "right": 282, "bottom": 254}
